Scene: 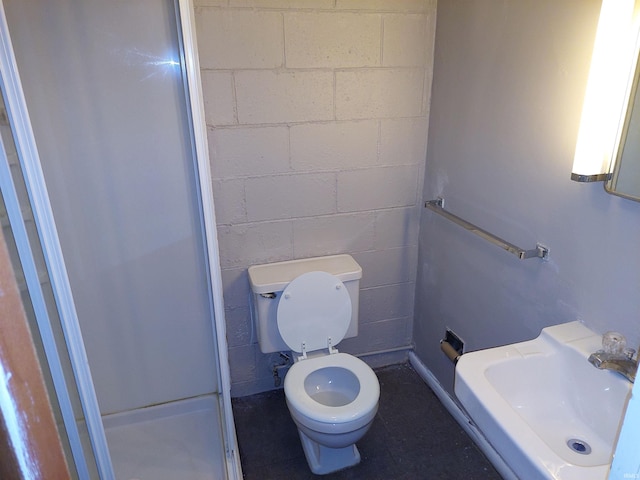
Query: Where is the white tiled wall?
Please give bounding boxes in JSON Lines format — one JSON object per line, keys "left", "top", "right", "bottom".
{"left": 195, "top": 0, "right": 436, "bottom": 396}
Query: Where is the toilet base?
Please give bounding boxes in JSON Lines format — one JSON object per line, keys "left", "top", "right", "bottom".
{"left": 298, "top": 429, "right": 361, "bottom": 475}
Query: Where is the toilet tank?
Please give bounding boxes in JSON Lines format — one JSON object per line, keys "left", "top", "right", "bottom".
{"left": 248, "top": 255, "right": 362, "bottom": 354}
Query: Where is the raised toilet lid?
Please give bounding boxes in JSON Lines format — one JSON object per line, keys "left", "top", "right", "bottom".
{"left": 277, "top": 271, "right": 352, "bottom": 354}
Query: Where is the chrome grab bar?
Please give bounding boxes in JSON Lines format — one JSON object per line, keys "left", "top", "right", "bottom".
{"left": 424, "top": 198, "right": 549, "bottom": 260}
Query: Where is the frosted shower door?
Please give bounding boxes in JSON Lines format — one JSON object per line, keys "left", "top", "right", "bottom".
{"left": 5, "top": 0, "right": 219, "bottom": 415}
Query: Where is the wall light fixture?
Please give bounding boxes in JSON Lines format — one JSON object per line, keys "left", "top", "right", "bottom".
{"left": 572, "top": 0, "right": 640, "bottom": 182}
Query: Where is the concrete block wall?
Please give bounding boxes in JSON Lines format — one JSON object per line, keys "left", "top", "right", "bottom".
{"left": 195, "top": 0, "right": 436, "bottom": 396}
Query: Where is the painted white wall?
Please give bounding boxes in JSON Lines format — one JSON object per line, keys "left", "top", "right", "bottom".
{"left": 194, "top": 0, "right": 437, "bottom": 396}
{"left": 414, "top": 0, "right": 640, "bottom": 395}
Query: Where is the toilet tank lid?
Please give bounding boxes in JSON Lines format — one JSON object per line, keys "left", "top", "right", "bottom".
{"left": 248, "top": 254, "right": 362, "bottom": 294}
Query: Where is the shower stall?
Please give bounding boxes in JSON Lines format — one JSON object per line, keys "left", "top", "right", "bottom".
{"left": 0, "top": 0, "right": 240, "bottom": 478}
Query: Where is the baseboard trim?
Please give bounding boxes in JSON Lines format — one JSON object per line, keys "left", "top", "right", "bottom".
{"left": 408, "top": 352, "right": 518, "bottom": 480}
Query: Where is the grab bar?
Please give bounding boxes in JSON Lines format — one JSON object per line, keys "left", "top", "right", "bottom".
{"left": 424, "top": 198, "right": 549, "bottom": 260}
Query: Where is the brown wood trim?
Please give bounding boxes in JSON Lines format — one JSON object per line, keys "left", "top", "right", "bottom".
{"left": 0, "top": 228, "right": 71, "bottom": 479}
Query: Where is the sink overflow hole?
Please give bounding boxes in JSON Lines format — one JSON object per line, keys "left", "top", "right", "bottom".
{"left": 567, "top": 438, "right": 592, "bottom": 455}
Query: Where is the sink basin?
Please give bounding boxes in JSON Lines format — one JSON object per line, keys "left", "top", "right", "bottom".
{"left": 455, "top": 321, "right": 632, "bottom": 480}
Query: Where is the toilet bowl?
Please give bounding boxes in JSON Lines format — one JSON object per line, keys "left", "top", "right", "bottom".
{"left": 285, "top": 355, "right": 379, "bottom": 475}
{"left": 248, "top": 256, "right": 380, "bottom": 475}
{"left": 285, "top": 352, "right": 379, "bottom": 449}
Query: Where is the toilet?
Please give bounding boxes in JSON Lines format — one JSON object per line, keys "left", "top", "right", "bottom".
{"left": 248, "top": 255, "right": 380, "bottom": 475}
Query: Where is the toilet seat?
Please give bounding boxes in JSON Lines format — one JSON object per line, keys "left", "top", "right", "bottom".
{"left": 277, "top": 271, "right": 352, "bottom": 354}
{"left": 284, "top": 352, "right": 379, "bottom": 426}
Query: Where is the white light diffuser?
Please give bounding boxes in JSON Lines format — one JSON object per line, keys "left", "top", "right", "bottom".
{"left": 572, "top": 0, "right": 640, "bottom": 182}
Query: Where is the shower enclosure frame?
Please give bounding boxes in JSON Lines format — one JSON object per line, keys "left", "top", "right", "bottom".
{"left": 0, "top": 0, "right": 241, "bottom": 478}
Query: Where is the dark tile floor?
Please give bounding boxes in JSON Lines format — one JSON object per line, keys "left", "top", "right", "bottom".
{"left": 232, "top": 363, "right": 502, "bottom": 480}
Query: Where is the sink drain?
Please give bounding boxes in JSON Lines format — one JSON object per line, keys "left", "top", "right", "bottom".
{"left": 567, "top": 438, "right": 592, "bottom": 455}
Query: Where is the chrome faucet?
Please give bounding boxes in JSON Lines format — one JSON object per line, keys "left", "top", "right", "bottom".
{"left": 588, "top": 350, "right": 637, "bottom": 383}
{"left": 588, "top": 331, "right": 637, "bottom": 383}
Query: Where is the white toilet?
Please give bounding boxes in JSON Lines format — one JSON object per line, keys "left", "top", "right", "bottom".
{"left": 248, "top": 255, "right": 380, "bottom": 475}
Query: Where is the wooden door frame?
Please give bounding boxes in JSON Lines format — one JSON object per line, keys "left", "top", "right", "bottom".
{"left": 0, "top": 227, "right": 70, "bottom": 479}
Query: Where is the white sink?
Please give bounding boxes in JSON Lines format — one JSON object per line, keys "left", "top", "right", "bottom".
{"left": 455, "top": 321, "right": 632, "bottom": 480}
